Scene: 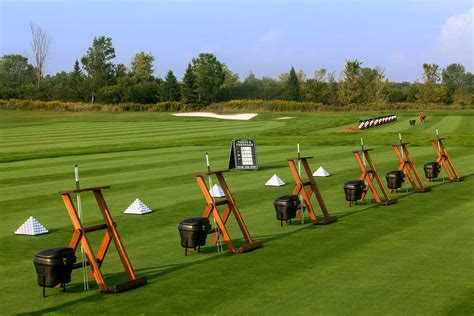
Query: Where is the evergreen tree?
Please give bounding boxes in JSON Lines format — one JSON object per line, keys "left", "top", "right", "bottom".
{"left": 69, "top": 59, "right": 85, "bottom": 101}
{"left": 161, "top": 70, "right": 181, "bottom": 101}
{"left": 285, "top": 66, "right": 300, "bottom": 101}
{"left": 181, "top": 63, "right": 198, "bottom": 104}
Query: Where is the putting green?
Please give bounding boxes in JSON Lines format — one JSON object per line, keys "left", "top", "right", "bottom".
{"left": 0, "top": 110, "right": 473, "bottom": 314}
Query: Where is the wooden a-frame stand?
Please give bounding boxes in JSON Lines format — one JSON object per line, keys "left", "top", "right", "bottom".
{"left": 431, "top": 138, "right": 462, "bottom": 182}
{"left": 392, "top": 142, "right": 430, "bottom": 192}
{"left": 287, "top": 157, "right": 337, "bottom": 225}
{"left": 59, "top": 186, "right": 147, "bottom": 293}
{"left": 195, "top": 170, "right": 262, "bottom": 254}
{"left": 353, "top": 149, "right": 397, "bottom": 205}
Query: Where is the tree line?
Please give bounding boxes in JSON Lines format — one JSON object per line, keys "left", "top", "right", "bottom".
{"left": 1, "top": 35, "right": 473, "bottom": 107}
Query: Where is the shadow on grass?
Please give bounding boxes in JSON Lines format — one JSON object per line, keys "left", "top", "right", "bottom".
{"left": 20, "top": 173, "right": 472, "bottom": 314}
{"left": 324, "top": 172, "right": 472, "bottom": 222}
{"left": 16, "top": 289, "right": 106, "bottom": 315}
{"left": 135, "top": 224, "right": 316, "bottom": 283}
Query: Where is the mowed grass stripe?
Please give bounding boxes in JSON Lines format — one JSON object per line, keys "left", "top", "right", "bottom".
{"left": 0, "top": 120, "right": 265, "bottom": 140}
{"left": 0, "top": 119, "right": 210, "bottom": 136}
{"left": 0, "top": 117, "right": 273, "bottom": 136}
{"left": 0, "top": 145, "right": 209, "bottom": 174}
{"left": 2, "top": 144, "right": 469, "bottom": 206}
{"left": 1, "top": 111, "right": 473, "bottom": 314}
{"left": 0, "top": 152, "right": 205, "bottom": 200}
{"left": 0, "top": 121, "right": 276, "bottom": 147}
{"left": 0, "top": 122, "right": 282, "bottom": 154}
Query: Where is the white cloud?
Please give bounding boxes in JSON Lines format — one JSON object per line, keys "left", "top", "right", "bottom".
{"left": 438, "top": 7, "right": 473, "bottom": 62}
{"left": 258, "top": 30, "right": 284, "bottom": 43}
{"left": 390, "top": 51, "right": 405, "bottom": 62}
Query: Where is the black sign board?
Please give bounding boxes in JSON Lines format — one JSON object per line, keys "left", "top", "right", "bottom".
{"left": 228, "top": 138, "right": 258, "bottom": 171}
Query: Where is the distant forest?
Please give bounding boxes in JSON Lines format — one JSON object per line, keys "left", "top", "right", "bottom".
{"left": 1, "top": 34, "right": 473, "bottom": 108}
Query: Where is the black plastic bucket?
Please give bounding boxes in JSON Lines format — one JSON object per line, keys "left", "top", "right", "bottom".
{"left": 343, "top": 180, "right": 365, "bottom": 202}
{"left": 274, "top": 195, "right": 300, "bottom": 221}
{"left": 386, "top": 170, "right": 405, "bottom": 189}
{"left": 424, "top": 162, "right": 441, "bottom": 179}
{"left": 178, "top": 217, "right": 211, "bottom": 251}
{"left": 33, "top": 247, "right": 76, "bottom": 296}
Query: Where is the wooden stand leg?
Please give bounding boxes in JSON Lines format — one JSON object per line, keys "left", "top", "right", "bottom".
{"left": 431, "top": 139, "right": 462, "bottom": 182}
{"left": 59, "top": 186, "right": 147, "bottom": 293}
{"left": 195, "top": 170, "right": 262, "bottom": 254}
{"left": 288, "top": 157, "right": 337, "bottom": 224}
{"left": 392, "top": 144, "right": 430, "bottom": 193}
{"left": 353, "top": 150, "right": 396, "bottom": 205}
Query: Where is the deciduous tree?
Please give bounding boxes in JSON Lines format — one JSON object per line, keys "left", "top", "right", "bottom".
{"left": 0, "top": 54, "right": 34, "bottom": 88}
{"left": 191, "top": 53, "right": 225, "bottom": 104}
{"left": 131, "top": 52, "right": 155, "bottom": 82}
{"left": 30, "top": 22, "right": 51, "bottom": 90}
{"left": 442, "top": 63, "right": 467, "bottom": 102}
{"left": 339, "top": 60, "right": 363, "bottom": 105}
{"left": 81, "top": 36, "right": 116, "bottom": 103}
{"left": 417, "top": 63, "right": 446, "bottom": 104}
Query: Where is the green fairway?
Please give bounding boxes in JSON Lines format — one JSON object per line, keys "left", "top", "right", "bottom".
{"left": 0, "top": 110, "right": 473, "bottom": 315}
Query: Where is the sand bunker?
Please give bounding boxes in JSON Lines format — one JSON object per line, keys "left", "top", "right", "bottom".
{"left": 276, "top": 117, "right": 295, "bottom": 120}
{"left": 172, "top": 112, "right": 258, "bottom": 120}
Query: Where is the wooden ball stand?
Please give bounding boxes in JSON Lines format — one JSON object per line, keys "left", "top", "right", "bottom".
{"left": 392, "top": 142, "right": 430, "bottom": 193}
{"left": 195, "top": 169, "right": 262, "bottom": 254}
{"left": 287, "top": 157, "right": 337, "bottom": 225}
{"left": 59, "top": 186, "right": 147, "bottom": 293}
{"left": 431, "top": 138, "right": 462, "bottom": 182}
{"left": 353, "top": 149, "right": 397, "bottom": 205}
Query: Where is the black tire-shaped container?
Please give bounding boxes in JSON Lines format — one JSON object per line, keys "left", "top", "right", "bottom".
{"left": 273, "top": 195, "right": 300, "bottom": 220}
{"left": 386, "top": 170, "right": 405, "bottom": 189}
{"left": 178, "top": 217, "right": 211, "bottom": 249}
{"left": 424, "top": 162, "right": 441, "bottom": 179}
{"left": 343, "top": 180, "right": 365, "bottom": 201}
{"left": 33, "top": 247, "right": 76, "bottom": 288}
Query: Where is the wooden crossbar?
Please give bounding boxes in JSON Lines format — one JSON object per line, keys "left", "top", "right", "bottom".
{"left": 59, "top": 186, "right": 147, "bottom": 293}
{"left": 431, "top": 138, "right": 462, "bottom": 182}
{"left": 287, "top": 157, "right": 337, "bottom": 225}
{"left": 195, "top": 170, "right": 262, "bottom": 254}
{"left": 392, "top": 142, "right": 430, "bottom": 192}
{"left": 353, "top": 149, "right": 397, "bottom": 205}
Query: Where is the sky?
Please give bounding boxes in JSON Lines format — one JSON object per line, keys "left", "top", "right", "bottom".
{"left": 0, "top": 0, "right": 473, "bottom": 82}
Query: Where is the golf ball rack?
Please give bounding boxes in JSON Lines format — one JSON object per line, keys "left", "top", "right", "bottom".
{"left": 287, "top": 156, "right": 337, "bottom": 225}
{"left": 195, "top": 169, "right": 262, "bottom": 253}
{"left": 430, "top": 138, "right": 462, "bottom": 182}
{"left": 392, "top": 142, "right": 430, "bottom": 193}
{"left": 353, "top": 149, "right": 397, "bottom": 205}
{"left": 59, "top": 186, "right": 147, "bottom": 293}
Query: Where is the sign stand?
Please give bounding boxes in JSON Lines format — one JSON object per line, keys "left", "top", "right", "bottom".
{"left": 392, "top": 142, "right": 430, "bottom": 192}
{"left": 431, "top": 138, "right": 462, "bottom": 181}
{"left": 353, "top": 149, "right": 397, "bottom": 205}
{"left": 228, "top": 138, "right": 258, "bottom": 171}
{"left": 195, "top": 169, "right": 262, "bottom": 253}
{"left": 287, "top": 157, "right": 337, "bottom": 225}
{"left": 59, "top": 186, "right": 147, "bottom": 293}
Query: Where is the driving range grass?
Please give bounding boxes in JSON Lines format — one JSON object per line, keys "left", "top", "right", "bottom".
{"left": 0, "top": 110, "right": 473, "bottom": 315}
